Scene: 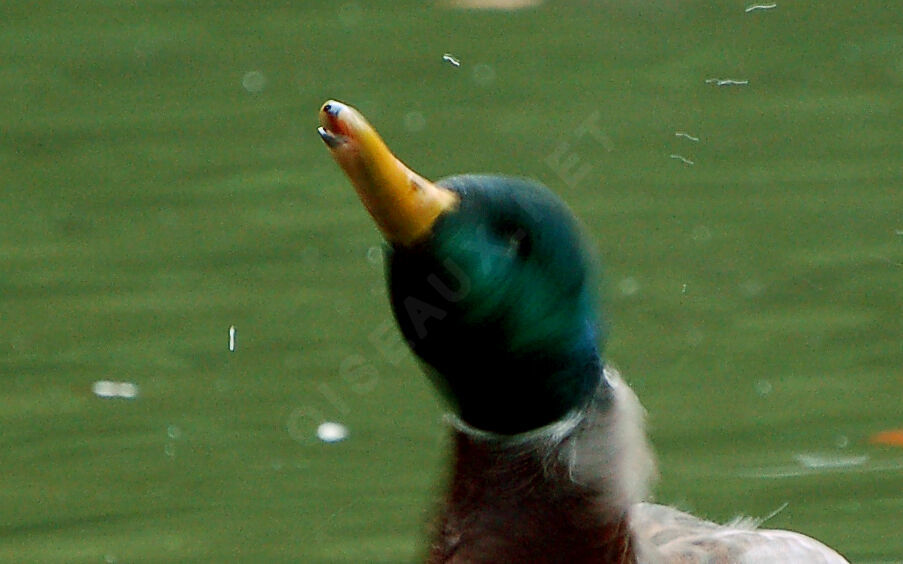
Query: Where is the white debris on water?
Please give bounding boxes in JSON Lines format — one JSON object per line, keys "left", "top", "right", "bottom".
{"left": 229, "top": 325, "right": 236, "bottom": 352}
{"left": 835, "top": 434, "right": 850, "bottom": 449}
{"left": 675, "top": 131, "right": 700, "bottom": 142}
{"left": 669, "top": 154, "right": 695, "bottom": 165}
{"left": 92, "top": 381, "right": 139, "bottom": 399}
{"left": 742, "top": 457, "right": 903, "bottom": 479}
{"left": 366, "top": 245, "right": 383, "bottom": 265}
{"left": 442, "top": 53, "right": 461, "bottom": 67}
{"left": 92, "top": 381, "right": 116, "bottom": 398}
{"left": 759, "top": 501, "right": 789, "bottom": 524}
{"left": 705, "top": 78, "right": 749, "bottom": 86}
{"left": 618, "top": 276, "right": 640, "bottom": 296}
{"left": 691, "top": 225, "right": 712, "bottom": 242}
{"left": 745, "top": 3, "right": 777, "bottom": 13}
{"left": 443, "top": 0, "right": 543, "bottom": 9}
{"left": 404, "top": 110, "right": 426, "bottom": 132}
{"left": 317, "top": 421, "right": 349, "bottom": 443}
{"left": 165, "top": 424, "right": 181, "bottom": 458}
{"left": 755, "top": 379, "right": 773, "bottom": 396}
{"left": 794, "top": 453, "right": 869, "bottom": 470}
{"left": 739, "top": 279, "right": 766, "bottom": 298}
{"left": 241, "top": 71, "right": 267, "bottom": 94}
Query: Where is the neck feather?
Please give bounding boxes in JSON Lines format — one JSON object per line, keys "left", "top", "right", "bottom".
{"left": 427, "top": 367, "right": 656, "bottom": 563}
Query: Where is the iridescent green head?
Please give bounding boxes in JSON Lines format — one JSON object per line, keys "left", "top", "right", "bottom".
{"left": 319, "top": 101, "right": 604, "bottom": 434}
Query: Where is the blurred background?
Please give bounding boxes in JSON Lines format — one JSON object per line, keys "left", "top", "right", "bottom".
{"left": 2, "top": 1, "right": 901, "bottom": 561}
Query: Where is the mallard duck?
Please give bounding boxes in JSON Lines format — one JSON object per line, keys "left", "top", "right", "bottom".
{"left": 317, "top": 100, "right": 849, "bottom": 563}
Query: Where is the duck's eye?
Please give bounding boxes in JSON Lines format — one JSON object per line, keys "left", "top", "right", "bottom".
{"left": 505, "top": 229, "right": 532, "bottom": 259}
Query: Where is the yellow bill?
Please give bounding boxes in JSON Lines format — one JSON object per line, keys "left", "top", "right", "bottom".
{"left": 318, "top": 100, "right": 459, "bottom": 246}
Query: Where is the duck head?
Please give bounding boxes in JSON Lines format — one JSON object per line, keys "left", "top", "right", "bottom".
{"left": 319, "top": 100, "right": 604, "bottom": 435}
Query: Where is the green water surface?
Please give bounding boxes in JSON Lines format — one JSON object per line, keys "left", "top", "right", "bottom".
{"left": 2, "top": 1, "right": 901, "bottom": 562}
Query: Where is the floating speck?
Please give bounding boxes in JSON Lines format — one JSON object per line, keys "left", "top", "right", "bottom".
{"left": 895, "top": 229, "right": 903, "bottom": 236}
{"left": 92, "top": 381, "right": 117, "bottom": 398}
{"left": 755, "top": 380, "right": 773, "bottom": 396}
{"left": 444, "top": 0, "right": 544, "bottom": 9}
{"left": 92, "top": 380, "right": 139, "bottom": 399}
{"left": 669, "top": 154, "right": 695, "bottom": 166}
{"left": 164, "top": 442, "right": 176, "bottom": 458}
{"left": 691, "top": 225, "right": 712, "bottom": 242}
{"left": 835, "top": 435, "right": 850, "bottom": 449}
{"left": 442, "top": 53, "right": 461, "bottom": 67}
{"left": 229, "top": 325, "right": 236, "bottom": 352}
{"left": 472, "top": 63, "right": 496, "bottom": 86}
{"left": 241, "top": 71, "right": 267, "bottom": 94}
{"left": 366, "top": 245, "right": 383, "bottom": 265}
{"left": 745, "top": 3, "right": 777, "bottom": 12}
{"left": 759, "top": 501, "right": 789, "bottom": 525}
{"left": 705, "top": 78, "right": 749, "bottom": 86}
{"left": 403, "top": 110, "right": 426, "bottom": 132}
{"left": 739, "top": 279, "right": 765, "bottom": 298}
{"left": 618, "top": 276, "right": 640, "bottom": 296}
{"left": 794, "top": 453, "right": 869, "bottom": 470}
{"left": 118, "top": 382, "right": 138, "bottom": 398}
{"left": 681, "top": 283, "right": 688, "bottom": 294}
{"left": 317, "top": 421, "right": 349, "bottom": 443}
{"left": 167, "top": 425, "right": 182, "bottom": 440}
{"left": 675, "top": 131, "right": 700, "bottom": 142}
{"left": 741, "top": 458, "right": 903, "bottom": 479}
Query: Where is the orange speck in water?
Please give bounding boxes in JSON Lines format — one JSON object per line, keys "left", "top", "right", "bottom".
{"left": 869, "top": 429, "right": 903, "bottom": 447}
